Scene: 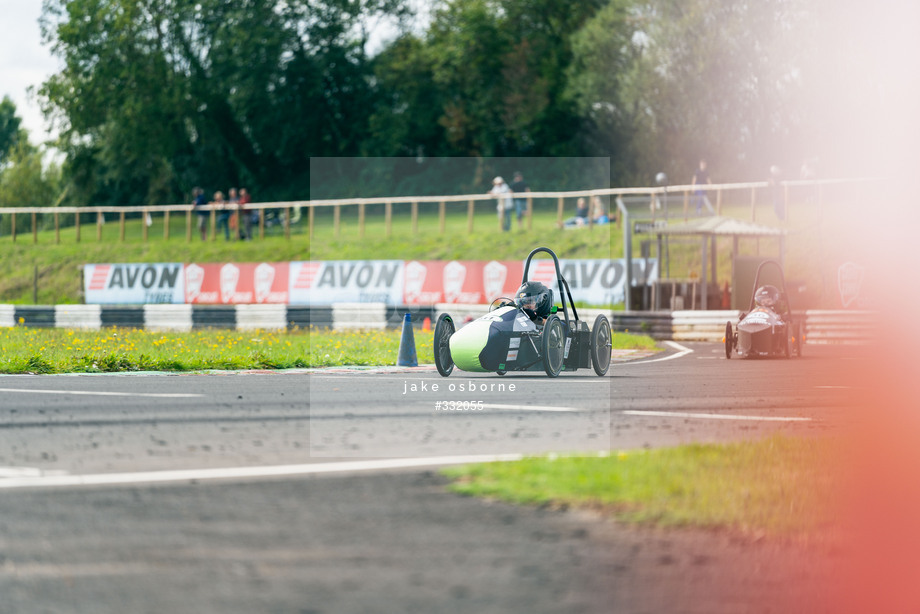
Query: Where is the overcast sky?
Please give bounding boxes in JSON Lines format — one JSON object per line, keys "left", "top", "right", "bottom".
{"left": 0, "top": 0, "right": 61, "bottom": 142}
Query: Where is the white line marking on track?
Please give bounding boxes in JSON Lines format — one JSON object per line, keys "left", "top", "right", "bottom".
{"left": 483, "top": 403, "right": 579, "bottom": 412}
{"left": 0, "top": 454, "right": 525, "bottom": 490}
{"left": 0, "top": 388, "right": 203, "bottom": 398}
{"left": 618, "top": 341, "right": 693, "bottom": 364}
{"left": 622, "top": 410, "right": 811, "bottom": 422}
{"left": 312, "top": 374, "right": 609, "bottom": 383}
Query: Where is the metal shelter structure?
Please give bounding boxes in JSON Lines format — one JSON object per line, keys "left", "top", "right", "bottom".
{"left": 635, "top": 216, "right": 786, "bottom": 310}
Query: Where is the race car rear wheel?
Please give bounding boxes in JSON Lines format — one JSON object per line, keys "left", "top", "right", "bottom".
{"left": 542, "top": 314, "right": 566, "bottom": 377}
{"left": 724, "top": 322, "right": 733, "bottom": 359}
{"left": 590, "top": 314, "right": 612, "bottom": 376}
{"left": 434, "top": 313, "right": 455, "bottom": 377}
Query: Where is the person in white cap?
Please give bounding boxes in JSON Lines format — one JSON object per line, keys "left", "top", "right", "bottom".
{"left": 489, "top": 176, "right": 513, "bottom": 231}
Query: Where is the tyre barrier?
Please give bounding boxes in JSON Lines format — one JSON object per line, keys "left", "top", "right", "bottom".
{"left": 804, "top": 310, "right": 876, "bottom": 344}
{"left": 0, "top": 304, "right": 876, "bottom": 343}
{"left": 671, "top": 309, "right": 876, "bottom": 344}
{"left": 671, "top": 310, "right": 740, "bottom": 342}
{"left": 609, "top": 311, "right": 674, "bottom": 339}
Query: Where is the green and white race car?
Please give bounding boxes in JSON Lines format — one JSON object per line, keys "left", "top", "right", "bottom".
{"left": 433, "top": 247, "right": 612, "bottom": 378}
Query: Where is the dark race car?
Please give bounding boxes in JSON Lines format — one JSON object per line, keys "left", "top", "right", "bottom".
{"left": 724, "top": 260, "right": 804, "bottom": 359}
{"left": 433, "top": 247, "right": 611, "bottom": 377}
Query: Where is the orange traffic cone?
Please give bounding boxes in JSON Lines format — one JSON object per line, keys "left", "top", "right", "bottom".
{"left": 422, "top": 317, "right": 431, "bottom": 332}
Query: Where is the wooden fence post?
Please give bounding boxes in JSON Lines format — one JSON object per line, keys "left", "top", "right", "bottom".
{"left": 411, "top": 201, "right": 418, "bottom": 235}
{"left": 74, "top": 211, "right": 79, "bottom": 243}
{"left": 259, "top": 208, "right": 265, "bottom": 239}
{"left": 210, "top": 207, "right": 216, "bottom": 241}
{"left": 716, "top": 188, "right": 723, "bottom": 215}
{"left": 527, "top": 197, "right": 533, "bottom": 230}
{"left": 284, "top": 206, "right": 291, "bottom": 240}
{"left": 358, "top": 203, "right": 365, "bottom": 238}
{"left": 32, "top": 212, "right": 38, "bottom": 244}
{"left": 97, "top": 210, "right": 103, "bottom": 242}
{"left": 143, "top": 208, "right": 149, "bottom": 242}
{"left": 557, "top": 197, "right": 564, "bottom": 227}
{"left": 467, "top": 200, "right": 475, "bottom": 234}
{"left": 54, "top": 211, "right": 60, "bottom": 244}
{"left": 123, "top": 211, "right": 128, "bottom": 242}
{"left": 164, "top": 210, "right": 170, "bottom": 240}
{"left": 185, "top": 208, "right": 191, "bottom": 243}
{"left": 439, "top": 201, "right": 446, "bottom": 234}
{"left": 333, "top": 204, "right": 341, "bottom": 237}
{"left": 308, "top": 204, "right": 314, "bottom": 241}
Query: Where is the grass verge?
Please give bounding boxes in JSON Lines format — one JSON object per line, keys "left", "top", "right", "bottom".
{"left": 443, "top": 435, "right": 842, "bottom": 537}
{"left": 0, "top": 327, "right": 658, "bottom": 373}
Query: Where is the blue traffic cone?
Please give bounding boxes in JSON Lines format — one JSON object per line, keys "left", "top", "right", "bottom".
{"left": 397, "top": 313, "right": 418, "bottom": 367}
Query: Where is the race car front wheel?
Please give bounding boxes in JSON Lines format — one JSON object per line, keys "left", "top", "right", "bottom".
{"left": 434, "top": 313, "right": 455, "bottom": 377}
{"left": 542, "top": 314, "right": 566, "bottom": 377}
{"left": 590, "top": 314, "right": 612, "bottom": 376}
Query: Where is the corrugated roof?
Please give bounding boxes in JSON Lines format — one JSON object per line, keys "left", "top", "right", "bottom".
{"left": 653, "top": 215, "right": 785, "bottom": 237}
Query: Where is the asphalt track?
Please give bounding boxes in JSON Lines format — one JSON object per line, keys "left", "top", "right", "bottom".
{"left": 0, "top": 343, "right": 864, "bottom": 613}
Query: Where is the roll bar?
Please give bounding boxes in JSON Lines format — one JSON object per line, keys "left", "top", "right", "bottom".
{"left": 748, "top": 259, "right": 791, "bottom": 315}
{"left": 522, "top": 247, "right": 578, "bottom": 326}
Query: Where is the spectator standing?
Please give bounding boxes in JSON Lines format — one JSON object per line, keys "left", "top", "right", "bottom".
{"left": 509, "top": 171, "right": 530, "bottom": 231}
{"left": 489, "top": 176, "right": 513, "bottom": 232}
{"left": 228, "top": 187, "right": 240, "bottom": 239}
{"left": 238, "top": 187, "right": 253, "bottom": 240}
{"left": 192, "top": 187, "right": 209, "bottom": 240}
{"left": 691, "top": 158, "right": 714, "bottom": 215}
{"left": 212, "top": 190, "right": 230, "bottom": 240}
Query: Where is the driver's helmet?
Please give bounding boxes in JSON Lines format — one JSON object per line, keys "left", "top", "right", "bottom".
{"left": 754, "top": 285, "right": 780, "bottom": 309}
{"left": 515, "top": 281, "right": 553, "bottom": 319}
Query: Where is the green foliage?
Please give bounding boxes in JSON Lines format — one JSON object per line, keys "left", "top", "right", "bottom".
{"left": 0, "top": 141, "right": 63, "bottom": 236}
{"left": 0, "top": 327, "right": 315, "bottom": 373}
{"left": 609, "top": 0, "right": 815, "bottom": 181}
{"left": 0, "top": 96, "right": 28, "bottom": 165}
{"left": 39, "top": 0, "right": 413, "bottom": 205}
{"left": 32, "top": 0, "right": 885, "bottom": 207}
{"left": 0, "top": 326, "right": 652, "bottom": 373}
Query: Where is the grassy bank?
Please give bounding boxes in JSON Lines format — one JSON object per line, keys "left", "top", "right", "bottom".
{"left": 0, "top": 190, "right": 851, "bottom": 305}
{"left": 0, "top": 206, "right": 614, "bottom": 304}
{"left": 443, "top": 435, "right": 843, "bottom": 537}
{"left": 0, "top": 326, "right": 658, "bottom": 373}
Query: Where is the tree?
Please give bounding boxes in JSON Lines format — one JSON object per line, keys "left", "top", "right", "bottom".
{"left": 0, "top": 141, "right": 62, "bottom": 216}
{"left": 565, "top": 0, "right": 643, "bottom": 182}
{"left": 38, "top": 0, "right": 410, "bottom": 205}
{"left": 0, "top": 96, "right": 28, "bottom": 166}
{"left": 368, "top": 0, "right": 605, "bottom": 161}
{"left": 571, "top": 0, "right": 815, "bottom": 182}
